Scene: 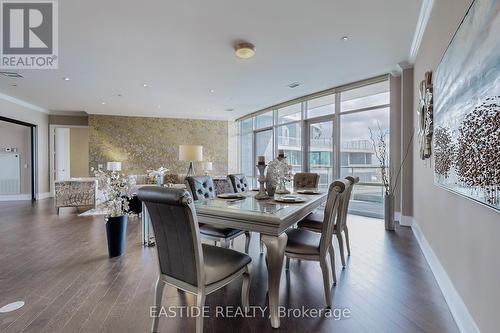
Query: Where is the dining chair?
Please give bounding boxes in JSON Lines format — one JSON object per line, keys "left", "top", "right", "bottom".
{"left": 227, "top": 174, "right": 250, "bottom": 193}
{"left": 293, "top": 172, "right": 320, "bottom": 189}
{"left": 137, "top": 187, "right": 252, "bottom": 333}
{"left": 284, "top": 179, "right": 348, "bottom": 307}
{"left": 297, "top": 176, "right": 359, "bottom": 267}
{"left": 185, "top": 176, "right": 250, "bottom": 253}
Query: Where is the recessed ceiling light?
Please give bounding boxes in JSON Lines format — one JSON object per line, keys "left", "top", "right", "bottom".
{"left": 11, "top": 84, "right": 17, "bottom": 87}
{"left": 117, "top": 93, "right": 123, "bottom": 97}
{"left": 234, "top": 42, "right": 256, "bottom": 59}
{"left": 101, "top": 101, "right": 106, "bottom": 105}
{"left": 157, "top": 105, "right": 161, "bottom": 109}
{"left": 142, "top": 83, "right": 148, "bottom": 88}
{"left": 0, "top": 301, "right": 25, "bottom": 313}
{"left": 63, "top": 77, "right": 70, "bottom": 81}
{"left": 341, "top": 36, "right": 349, "bottom": 41}
{"left": 288, "top": 82, "right": 300, "bottom": 88}
{"left": 209, "top": 89, "right": 215, "bottom": 93}
{"left": 225, "top": 108, "right": 235, "bottom": 112}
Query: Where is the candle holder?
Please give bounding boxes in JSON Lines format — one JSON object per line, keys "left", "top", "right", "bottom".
{"left": 255, "top": 163, "right": 269, "bottom": 200}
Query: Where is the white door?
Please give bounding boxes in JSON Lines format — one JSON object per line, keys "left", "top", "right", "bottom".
{"left": 55, "top": 128, "right": 70, "bottom": 180}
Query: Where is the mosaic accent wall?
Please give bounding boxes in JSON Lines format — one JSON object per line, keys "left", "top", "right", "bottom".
{"left": 89, "top": 115, "right": 228, "bottom": 176}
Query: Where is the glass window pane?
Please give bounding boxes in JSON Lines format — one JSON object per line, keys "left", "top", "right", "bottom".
{"left": 277, "top": 103, "right": 301, "bottom": 124}
{"left": 307, "top": 94, "right": 335, "bottom": 118}
{"left": 340, "top": 107, "right": 389, "bottom": 217}
{"left": 240, "top": 117, "right": 253, "bottom": 134}
{"left": 341, "top": 81, "right": 389, "bottom": 112}
{"left": 309, "top": 121, "right": 333, "bottom": 187}
{"left": 255, "top": 111, "right": 273, "bottom": 129}
{"left": 255, "top": 129, "right": 273, "bottom": 173}
{"left": 277, "top": 123, "right": 302, "bottom": 172}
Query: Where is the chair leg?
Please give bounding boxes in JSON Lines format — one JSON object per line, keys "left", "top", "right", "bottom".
{"left": 231, "top": 239, "right": 234, "bottom": 248}
{"left": 195, "top": 291, "right": 206, "bottom": 333}
{"left": 285, "top": 256, "right": 290, "bottom": 270}
{"left": 328, "top": 245, "right": 337, "bottom": 285}
{"left": 214, "top": 240, "right": 217, "bottom": 246}
{"left": 344, "top": 227, "right": 351, "bottom": 256}
{"left": 151, "top": 276, "right": 165, "bottom": 333}
{"left": 259, "top": 233, "right": 264, "bottom": 254}
{"left": 336, "top": 233, "right": 346, "bottom": 267}
{"left": 319, "top": 257, "right": 332, "bottom": 308}
{"left": 244, "top": 232, "right": 250, "bottom": 254}
{"left": 57, "top": 207, "right": 60, "bottom": 215}
{"left": 220, "top": 238, "right": 229, "bottom": 248}
{"left": 241, "top": 264, "right": 251, "bottom": 312}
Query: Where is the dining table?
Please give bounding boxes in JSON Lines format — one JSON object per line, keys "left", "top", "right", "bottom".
{"left": 141, "top": 189, "right": 328, "bottom": 329}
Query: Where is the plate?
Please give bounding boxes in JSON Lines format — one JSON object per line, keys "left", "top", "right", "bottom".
{"left": 275, "top": 196, "right": 306, "bottom": 203}
{"left": 296, "top": 189, "right": 321, "bottom": 195}
{"left": 217, "top": 193, "right": 243, "bottom": 199}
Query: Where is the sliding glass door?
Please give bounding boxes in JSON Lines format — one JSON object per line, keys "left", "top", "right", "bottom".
{"left": 307, "top": 118, "right": 334, "bottom": 187}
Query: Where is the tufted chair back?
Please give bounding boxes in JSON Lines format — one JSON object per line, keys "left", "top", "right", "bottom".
{"left": 227, "top": 174, "right": 249, "bottom": 193}
{"left": 293, "top": 173, "right": 320, "bottom": 189}
{"left": 185, "top": 176, "right": 216, "bottom": 200}
{"left": 137, "top": 186, "right": 203, "bottom": 286}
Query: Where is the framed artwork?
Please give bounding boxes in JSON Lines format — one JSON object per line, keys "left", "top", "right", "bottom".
{"left": 433, "top": 0, "right": 499, "bottom": 211}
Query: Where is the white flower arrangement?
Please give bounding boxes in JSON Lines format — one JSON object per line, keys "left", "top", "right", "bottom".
{"left": 147, "top": 166, "right": 170, "bottom": 178}
{"left": 92, "top": 167, "right": 131, "bottom": 218}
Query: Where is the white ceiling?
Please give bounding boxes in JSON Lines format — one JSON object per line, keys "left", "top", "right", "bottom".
{"left": 0, "top": 0, "right": 423, "bottom": 120}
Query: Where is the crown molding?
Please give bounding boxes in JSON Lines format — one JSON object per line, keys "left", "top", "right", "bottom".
{"left": 0, "top": 92, "right": 48, "bottom": 113}
{"left": 409, "top": 0, "right": 434, "bottom": 63}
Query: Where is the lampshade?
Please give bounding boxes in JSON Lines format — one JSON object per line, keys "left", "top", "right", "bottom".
{"left": 204, "top": 162, "right": 213, "bottom": 171}
{"left": 106, "top": 161, "right": 122, "bottom": 171}
{"left": 179, "top": 145, "right": 203, "bottom": 161}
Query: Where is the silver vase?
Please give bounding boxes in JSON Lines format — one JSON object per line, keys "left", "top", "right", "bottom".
{"left": 384, "top": 193, "right": 395, "bottom": 231}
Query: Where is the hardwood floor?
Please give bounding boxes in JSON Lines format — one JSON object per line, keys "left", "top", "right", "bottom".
{"left": 0, "top": 199, "right": 458, "bottom": 333}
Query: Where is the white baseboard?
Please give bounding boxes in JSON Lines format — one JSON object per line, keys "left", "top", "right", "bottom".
{"left": 412, "top": 221, "right": 480, "bottom": 333}
{"left": 400, "top": 215, "right": 413, "bottom": 227}
{"left": 0, "top": 194, "right": 31, "bottom": 201}
{"left": 37, "top": 192, "right": 53, "bottom": 200}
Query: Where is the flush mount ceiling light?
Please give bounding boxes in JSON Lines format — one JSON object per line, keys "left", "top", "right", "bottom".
{"left": 288, "top": 82, "right": 300, "bottom": 88}
{"left": 234, "top": 42, "right": 256, "bottom": 59}
{"left": 101, "top": 101, "right": 106, "bottom": 105}
{"left": 341, "top": 36, "right": 349, "bottom": 41}
{"left": 142, "top": 83, "right": 149, "bottom": 88}
{"left": 0, "top": 301, "right": 25, "bottom": 313}
{"left": 63, "top": 77, "right": 70, "bottom": 81}
{"left": 225, "top": 108, "right": 235, "bottom": 112}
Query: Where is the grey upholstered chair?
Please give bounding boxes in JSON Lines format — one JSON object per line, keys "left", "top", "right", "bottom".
{"left": 185, "top": 176, "right": 250, "bottom": 253}
{"left": 137, "top": 187, "right": 252, "bottom": 333}
{"left": 227, "top": 174, "right": 249, "bottom": 193}
{"left": 297, "top": 176, "right": 359, "bottom": 267}
{"left": 284, "top": 179, "right": 349, "bottom": 307}
{"left": 293, "top": 172, "right": 320, "bottom": 189}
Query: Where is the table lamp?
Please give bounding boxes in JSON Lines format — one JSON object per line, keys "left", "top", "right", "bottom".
{"left": 179, "top": 145, "right": 203, "bottom": 177}
{"left": 204, "top": 161, "right": 213, "bottom": 175}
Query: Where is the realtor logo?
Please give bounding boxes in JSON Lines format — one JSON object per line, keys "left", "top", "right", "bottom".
{"left": 1, "top": 0, "right": 58, "bottom": 69}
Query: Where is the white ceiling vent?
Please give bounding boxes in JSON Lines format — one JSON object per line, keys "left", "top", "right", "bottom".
{"left": 0, "top": 71, "right": 23, "bottom": 78}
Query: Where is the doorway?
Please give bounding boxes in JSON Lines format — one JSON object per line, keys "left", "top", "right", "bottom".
{"left": 0, "top": 116, "right": 37, "bottom": 201}
{"left": 49, "top": 125, "right": 90, "bottom": 195}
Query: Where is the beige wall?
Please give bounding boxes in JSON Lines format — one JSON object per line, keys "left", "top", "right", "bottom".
{"left": 69, "top": 128, "right": 89, "bottom": 177}
{"left": 0, "top": 99, "right": 50, "bottom": 194}
{"left": 413, "top": 0, "right": 499, "bottom": 331}
{"left": 0, "top": 120, "right": 31, "bottom": 194}
{"left": 89, "top": 115, "right": 229, "bottom": 176}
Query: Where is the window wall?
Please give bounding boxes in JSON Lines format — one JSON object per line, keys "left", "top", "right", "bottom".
{"left": 238, "top": 77, "right": 390, "bottom": 218}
